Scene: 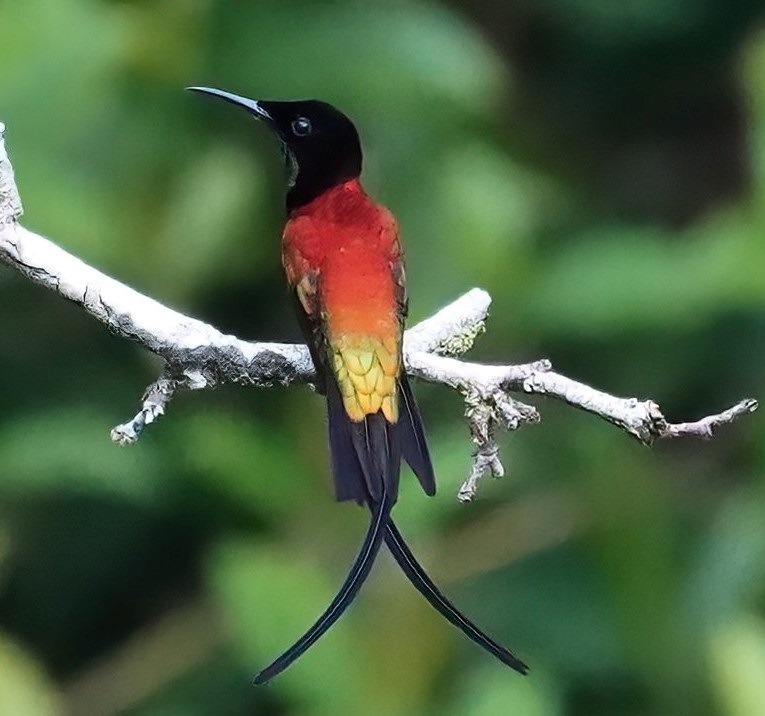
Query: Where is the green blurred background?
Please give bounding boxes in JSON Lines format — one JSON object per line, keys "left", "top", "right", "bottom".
{"left": 1, "top": 1, "right": 764, "bottom": 714}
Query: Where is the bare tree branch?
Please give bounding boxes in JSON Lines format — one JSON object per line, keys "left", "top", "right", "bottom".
{"left": 0, "top": 122, "right": 757, "bottom": 500}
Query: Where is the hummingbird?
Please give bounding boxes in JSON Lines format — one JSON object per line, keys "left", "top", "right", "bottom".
{"left": 188, "top": 86, "right": 528, "bottom": 683}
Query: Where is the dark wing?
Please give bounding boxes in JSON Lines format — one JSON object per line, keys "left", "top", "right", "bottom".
{"left": 289, "top": 270, "right": 328, "bottom": 394}
{"left": 391, "top": 256, "right": 436, "bottom": 495}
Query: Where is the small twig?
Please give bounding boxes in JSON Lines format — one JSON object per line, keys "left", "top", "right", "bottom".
{"left": 111, "top": 374, "right": 181, "bottom": 445}
{"left": 662, "top": 398, "right": 758, "bottom": 439}
{"left": 459, "top": 388, "right": 541, "bottom": 502}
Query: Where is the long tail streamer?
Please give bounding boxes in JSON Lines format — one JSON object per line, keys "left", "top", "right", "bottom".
{"left": 253, "top": 486, "right": 392, "bottom": 685}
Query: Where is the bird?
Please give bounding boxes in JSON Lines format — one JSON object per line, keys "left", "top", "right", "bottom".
{"left": 188, "top": 86, "right": 529, "bottom": 684}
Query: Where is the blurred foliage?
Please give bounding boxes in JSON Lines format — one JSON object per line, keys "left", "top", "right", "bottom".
{"left": 1, "top": 0, "right": 764, "bottom": 714}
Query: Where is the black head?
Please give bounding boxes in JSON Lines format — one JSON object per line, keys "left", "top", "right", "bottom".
{"left": 188, "top": 87, "right": 362, "bottom": 211}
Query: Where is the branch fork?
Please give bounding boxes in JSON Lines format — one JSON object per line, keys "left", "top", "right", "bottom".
{"left": 0, "top": 121, "right": 757, "bottom": 500}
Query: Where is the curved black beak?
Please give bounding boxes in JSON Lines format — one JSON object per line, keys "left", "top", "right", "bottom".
{"left": 186, "top": 86, "right": 272, "bottom": 122}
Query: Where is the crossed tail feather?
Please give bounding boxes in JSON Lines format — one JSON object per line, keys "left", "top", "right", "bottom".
{"left": 254, "top": 374, "right": 526, "bottom": 684}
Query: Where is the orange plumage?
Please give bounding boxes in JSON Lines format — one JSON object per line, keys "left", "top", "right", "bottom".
{"left": 283, "top": 179, "right": 403, "bottom": 422}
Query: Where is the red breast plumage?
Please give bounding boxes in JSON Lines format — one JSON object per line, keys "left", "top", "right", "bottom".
{"left": 283, "top": 179, "right": 401, "bottom": 422}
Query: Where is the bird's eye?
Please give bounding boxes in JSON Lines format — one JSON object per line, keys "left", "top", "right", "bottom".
{"left": 291, "top": 117, "right": 312, "bottom": 136}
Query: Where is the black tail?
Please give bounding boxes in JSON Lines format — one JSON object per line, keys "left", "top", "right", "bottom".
{"left": 327, "top": 378, "right": 402, "bottom": 503}
{"left": 254, "top": 373, "right": 526, "bottom": 683}
{"left": 253, "top": 488, "right": 392, "bottom": 685}
{"left": 253, "top": 379, "right": 399, "bottom": 684}
{"left": 385, "top": 519, "right": 528, "bottom": 674}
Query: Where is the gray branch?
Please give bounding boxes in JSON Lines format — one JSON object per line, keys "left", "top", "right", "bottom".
{"left": 0, "top": 121, "right": 757, "bottom": 500}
